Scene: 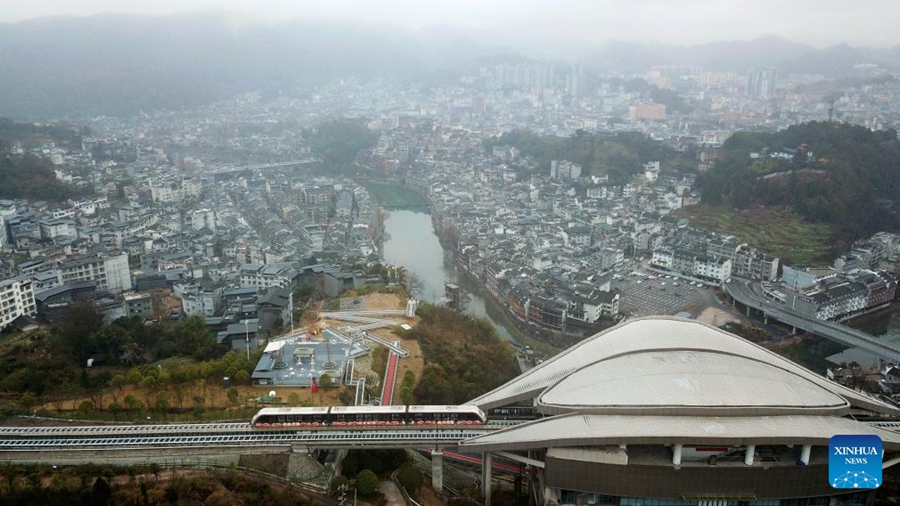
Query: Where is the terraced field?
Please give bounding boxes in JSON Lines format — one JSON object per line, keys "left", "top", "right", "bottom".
{"left": 676, "top": 206, "right": 837, "bottom": 265}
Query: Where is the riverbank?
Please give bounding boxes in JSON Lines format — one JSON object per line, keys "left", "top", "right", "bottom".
{"left": 454, "top": 268, "right": 562, "bottom": 357}
{"left": 369, "top": 182, "right": 585, "bottom": 356}
{"left": 364, "top": 182, "right": 428, "bottom": 208}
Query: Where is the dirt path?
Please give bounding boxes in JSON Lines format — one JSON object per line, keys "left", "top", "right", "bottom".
{"left": 695, "top": 306, "right": 743, "bottom": 326}
{"left": 378, "top": 480, "right": 406, "bottom": 506}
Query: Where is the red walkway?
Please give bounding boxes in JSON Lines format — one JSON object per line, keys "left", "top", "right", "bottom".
{"left": 381, "top": 351, "right": 399, "bottom": 405}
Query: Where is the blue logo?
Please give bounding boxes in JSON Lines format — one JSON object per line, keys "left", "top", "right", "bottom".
{"left": 829, "top": 435, "right": 882, "bottom": 489}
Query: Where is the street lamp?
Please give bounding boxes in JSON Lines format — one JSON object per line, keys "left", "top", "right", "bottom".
{"left": 244, "top": 319, "right": 250, "bottom": 360}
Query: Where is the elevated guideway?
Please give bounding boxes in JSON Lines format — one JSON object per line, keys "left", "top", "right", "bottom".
{"left": 723, "top": 278, "right": 900, "bottom": 363}
{"left": 0, "top": 430, "right": 492, "bottom": 451}
{"left": 0, "top": 425, "right": 500, "bottom": 453}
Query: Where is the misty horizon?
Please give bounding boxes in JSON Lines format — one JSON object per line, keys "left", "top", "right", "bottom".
{"left": 3, "top": 0, "right": 900, "bottom": 51}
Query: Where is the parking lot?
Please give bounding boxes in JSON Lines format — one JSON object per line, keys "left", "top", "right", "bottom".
{"left": 613, "top": 272, "right": 717, "bottom": 317}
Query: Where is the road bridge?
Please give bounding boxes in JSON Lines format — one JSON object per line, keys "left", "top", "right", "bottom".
{"left": 207, "top": 159, "right": 317, "bottom": 175}
{"left": 723, "top": 278, "right": 900, "bottom": 363}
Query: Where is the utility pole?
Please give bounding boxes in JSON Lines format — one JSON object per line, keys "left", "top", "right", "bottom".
{"left": 244, "top": 320, "right": 250, "bottom": 360}
{"left": 289, "top": 290, "right": 294, "bottom": 334}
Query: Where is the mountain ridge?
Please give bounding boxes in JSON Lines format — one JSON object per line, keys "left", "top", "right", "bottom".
{"left": 2, "top": 14, "right": 899, "bottom": 119}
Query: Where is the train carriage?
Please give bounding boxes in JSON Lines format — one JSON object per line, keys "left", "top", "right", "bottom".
{"left": 251, "top": 404, "right": 488, "bottom": 429}
{"left": 251, "top": 407, "right": 329, "bottom": 428}
{"left": 330, "top": 405, "right": 407, "bottom": 426}
{"left": 407, "top": 405, "right": 486, "bottom": 425}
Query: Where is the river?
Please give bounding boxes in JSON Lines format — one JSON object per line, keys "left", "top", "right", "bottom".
{"left": 380, "top": 208, "right": 516, "bottom": 342}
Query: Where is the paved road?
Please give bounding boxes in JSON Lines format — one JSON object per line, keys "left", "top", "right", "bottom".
{"left": 723, "top": 278, "right": 900, "bottom": 363}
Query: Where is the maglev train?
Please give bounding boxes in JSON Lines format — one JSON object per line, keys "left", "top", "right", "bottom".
{"left": 251, "top": 405, "right": 486, "bottom": 428}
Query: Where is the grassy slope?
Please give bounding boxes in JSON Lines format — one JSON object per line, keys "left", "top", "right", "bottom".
{"left": 675, "top": 205, "right": 838, "bottom": 265}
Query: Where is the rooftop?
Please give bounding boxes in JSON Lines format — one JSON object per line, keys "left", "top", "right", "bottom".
{"left": 538, "top": 350, "right": 848, "bottom": 416}
{"left": 470, "top": 316, "right": 899, "bottom": 417}
{"left": 461, "top": 413, "right": 900, "bottom": 452}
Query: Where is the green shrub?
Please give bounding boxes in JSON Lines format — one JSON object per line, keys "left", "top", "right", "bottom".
{"left": 355, "top": 469, "right": 378, "bottom": 495}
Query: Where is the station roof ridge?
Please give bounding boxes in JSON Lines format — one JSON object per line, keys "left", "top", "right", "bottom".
{"left": 469, "top": 316, "right": 900, "bottom": 417}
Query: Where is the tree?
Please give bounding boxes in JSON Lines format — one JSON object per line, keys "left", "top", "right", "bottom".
{"left": 110, "top": 374, "right": 127, "bottom": 404}
{"left": 154, "top": 392, "right": 169, "bottom": 414}
{"left": 227, "top": 387, "right": 240, "bottom": 407}
{"left": 396, "top": 463, "right": 423, "bottom": 493}
{"left": 56, "top": 301, "right": 105, "bottom": 364}
{"left": 108, "top": 402, "right": 122, "bottom": 420}
{"left": 399, "top": 386, "right": 413, "bottom": 405}
{"left": 403, "top": 272, "right": 425, "bottom": 298}
{"left": 92, "top": 476, "right": 112, "bottom": 505}
{"left": 149, "top": 463, "right": 161, "bottom": 482}
{"left": 26, "top": 473, "right": 41, "bottom": 491}
{"left": 173, "top": 316, "right": 221, "bottom": 361}
{"left": 288, "top": 392, "right": 300, "bottom": 405}
{"left": 124, "top": 394, "right": 143, "bottom": 414}
{"left": 126, "top": 369, "right": 143, "bottom": 386}
{"left": 192, "top": 395, "right": 205, "bottom": 414}
{"left": 319, "top": 373, "right": 334, "bottom": 388}
{"left": 19, "top": 392, "right": 37, "bottom": 412}
{"left": 141, "top": 376, "right": 158, "bottom": 408}
{"left": 355, "top": 469, "right": 378, "bottom": 495}
{"left": 234, "top": 370, "right": 250, "bottom": 385}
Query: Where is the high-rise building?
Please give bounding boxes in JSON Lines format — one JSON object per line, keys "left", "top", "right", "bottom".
{"left": 565, "top": 65, "right": 583, "bottom": 97}
{"left": 628, "top": 103, "right": 667, "bottom": 121}
{"left": 745, "top": 67, "right": 778, "bottom": 99}
{"left": 494, "top": 63, "right": 556, "bottom": 89}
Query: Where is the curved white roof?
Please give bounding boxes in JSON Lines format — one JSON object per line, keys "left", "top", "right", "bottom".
{"left": 470, "top": 316, "right": 899, "bottom": 416}
{"left": 538, "top": 350, "right": 849, "bottom": 416}
{"left": 460, "top": 413, "right": 900, "bottom": 452}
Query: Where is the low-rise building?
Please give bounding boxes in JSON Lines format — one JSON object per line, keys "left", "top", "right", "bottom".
{"left": 239, "top": 263, "right": 299, "bottom": 290}
{"left": 58, "top": 253, "right": 132, "bottom": 294}
{"left": 0, "top": 276, "right": 37, "bottom": 331}
{"left": 123, "top": 292, "right": 152, "bottom": 320}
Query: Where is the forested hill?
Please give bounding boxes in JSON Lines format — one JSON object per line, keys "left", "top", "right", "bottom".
{"left": 0, "top": 118, "right": 92, "bottom": 202}
{"left": 698, "top": 122, "right": 900, "bottom": 244}
{"left": 484, "top": 129, "right": 696, "bottom": 184}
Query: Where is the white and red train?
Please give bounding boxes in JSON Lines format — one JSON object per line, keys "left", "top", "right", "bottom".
{"left": 251, "top": 405, "right": 486, "bottom": 428}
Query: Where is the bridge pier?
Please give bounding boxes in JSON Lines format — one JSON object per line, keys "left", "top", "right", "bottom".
{"left": 800, "top": 444, "right": 812, "bottom": 466}
{"left": 791, "top": 325, "right": 797, "bottom": 335}
{"left": 744, "top": 444, "right": 756, "bottom": 466}
{"left": 764, "top": 316, "right": 769, "bottom": 325}
{"left": 482, "top": 452, "right": 493, "bottom": 506}
{"left": 288, "top": 446, "right": 325, "bottom": 482}
{"left": 746, "top": 305, "right": 751, "bottom": 317}
{"left": 431, "top": 450, "right": 443, "bottom": 493}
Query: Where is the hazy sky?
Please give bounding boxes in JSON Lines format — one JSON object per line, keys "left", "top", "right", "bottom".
{"left": 4, "top": 0, "right": 900, "bottom": 48}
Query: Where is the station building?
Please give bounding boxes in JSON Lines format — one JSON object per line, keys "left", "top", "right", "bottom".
{"left": 463, "top": 316, "right": 900, "bottom": 506}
